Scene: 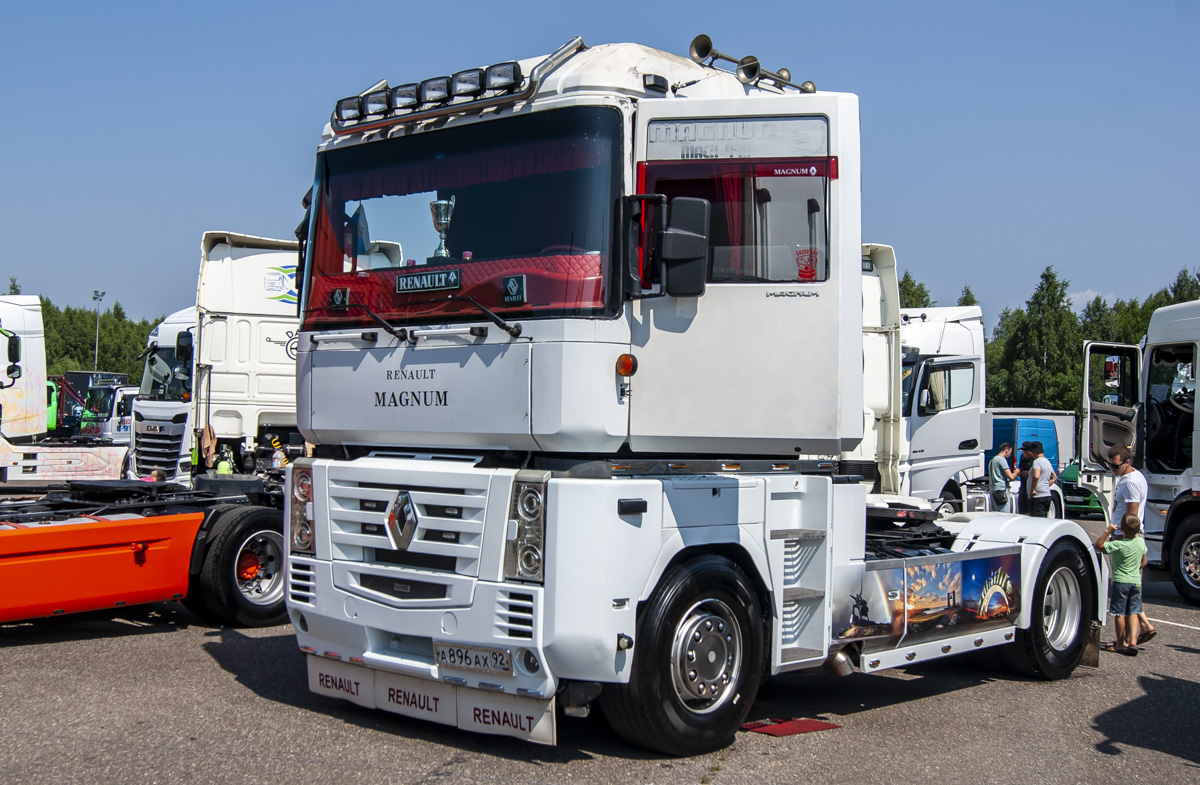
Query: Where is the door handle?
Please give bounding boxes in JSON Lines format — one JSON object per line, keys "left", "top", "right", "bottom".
{"left": 958, "top": 439, "right": 978, "bottom": 450}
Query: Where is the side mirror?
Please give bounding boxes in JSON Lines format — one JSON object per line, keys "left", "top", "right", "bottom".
{"left": 6, "top": 363, "right": 21, "bottom": 380}
{"left": 918, "top": 388, "right": 931, "bottom": 414}
{"left": 172, "top": 365, "right": 190, "bottom": 382}
{"left": 7, "top": 334, "right": 19, "bottom": 363}
{"left": 658, "top": 197, "right": 710, "bottom": 297}
{"left": 176, "top": 331, "right": 193, "bottom": 364}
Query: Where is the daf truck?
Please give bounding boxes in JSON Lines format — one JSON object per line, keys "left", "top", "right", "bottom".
{"left": 131, "top": 231, "right": 301, "bottom": 497}
{"left": 285, "top": 35, "right": 1106, "bottom": 755}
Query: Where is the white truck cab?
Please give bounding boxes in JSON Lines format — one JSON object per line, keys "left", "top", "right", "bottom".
{"left": 1082, "top": 300, "right": 1200, "bottom": 603}
{"left": 286, "top": 35, "right": 1105, "bottom": 755}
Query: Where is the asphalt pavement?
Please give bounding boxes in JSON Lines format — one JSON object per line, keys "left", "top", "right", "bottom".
{"left": 1, "top": 517, "right": 1196, "bottom": 784}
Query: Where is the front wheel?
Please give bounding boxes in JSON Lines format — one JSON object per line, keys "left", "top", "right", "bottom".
{"left": 1001, "top": 540, "right": 1094, "bottom": 679}
{"left": 599, "top": 556, "right": 764, "bottom": 756}
{"left": 196, "top": 506, "right": 288, "bottom": 627}
{"left": 1169, "top": 515, "right": 1200, "bottom": 606}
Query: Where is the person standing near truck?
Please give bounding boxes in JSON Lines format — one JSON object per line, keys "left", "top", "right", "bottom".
{"left": 989, "top": 443, "right": 1020, "bottom": 511}
{"left": 1016, "top": 442, "right": 1035, "bottom": 514}
{"left": 1094, "top": 513, "right": 1148, "bottom": 655}
{"left": 1028, "top": 441, "right": 1056, "bottom": 517}
{"left": 1107, "top": 444, "right": 1157, "bottom": 644}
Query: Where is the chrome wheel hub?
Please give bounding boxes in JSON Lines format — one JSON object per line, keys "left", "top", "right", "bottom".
{"left": 1043, "top": 566, "right": 1082, "bottom": 652}
{"left": 234, "top": 530, "right": 285, "bottom": 606}
{"left": 670, "top": 599, "right": 741, "bottom": 714}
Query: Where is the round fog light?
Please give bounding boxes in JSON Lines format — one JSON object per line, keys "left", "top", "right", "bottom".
{"left": 522, "top": 650, "right": 540, "bottom": 673}
{"left": 292, "top": 519, "right": 313, "bottom": 551}
{"left": 519, "top": 545, "right": 542, "bottom": 575}
{"left": 518, "top": 486, "right": 543, "bottom": 520}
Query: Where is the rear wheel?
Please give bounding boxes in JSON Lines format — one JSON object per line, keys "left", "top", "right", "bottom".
{"left": 1001, "top": 540, "right": 1094, "bottom": 679}
{"left": 1169, "top": 515, "right": 1200, "bottom": 606}
{"left": 600, "top": 556, "right": 764, "bottom": 756}
{"left": 196, "top": 506, "right": 288, "bottom": 627}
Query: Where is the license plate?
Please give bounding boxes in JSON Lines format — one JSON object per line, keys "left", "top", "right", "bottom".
{"left": 435, "top": 642, "right": 513, "bottom": 675}
{"left": 1066, "top": 496, "right": 1088, "bottom": 503}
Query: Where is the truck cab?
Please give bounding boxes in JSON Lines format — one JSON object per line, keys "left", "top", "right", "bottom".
{"left": 287, "top": 36, "right": 1104, "bottom": 755}
{"left": 1082, "top": 300, "right": 1200, "bottom": 603}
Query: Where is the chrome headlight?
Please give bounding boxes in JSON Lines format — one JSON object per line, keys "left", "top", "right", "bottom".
{"left": 289, "top": 462, "right": 315, "bottom": 554}
{"left": 505, "top": 471, "right": 548, "bottom": 584}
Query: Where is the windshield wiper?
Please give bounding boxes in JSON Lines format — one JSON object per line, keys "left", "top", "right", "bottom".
{"left": 441, "top": 296, "right": 522, "bottom": 338}
{"left": 326, "top": 303, "right": 408, "bottom": 341}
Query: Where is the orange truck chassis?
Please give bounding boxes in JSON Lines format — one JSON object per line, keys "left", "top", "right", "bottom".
{"left": 0, "top": 481, "right": 286, "bottom": 627}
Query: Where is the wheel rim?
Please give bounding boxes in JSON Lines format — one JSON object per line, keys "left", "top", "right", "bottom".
{"left": 669, "top": 598, "right": 742, "bottom": 715}
{"left": 233, "top": 530, "right": 285, "bottom": 606}
{"left": 1181, "top": 533, "right": 1200, "bottom": 589}
{"left": 1042, "top": 566, "right": 1082, "bottom": 652}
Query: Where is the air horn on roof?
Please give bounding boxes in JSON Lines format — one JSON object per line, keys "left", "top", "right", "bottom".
{"left": 688, "top": 35, "right": 815, "bottom": 93}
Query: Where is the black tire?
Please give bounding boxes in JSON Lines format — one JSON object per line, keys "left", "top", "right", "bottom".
{"left": 1168, "top": 515, "right": 1200, "bottom": 606}
{"left": 599, "top": 556, "right": 764, "bottom": 756}
{"left": 1051, "top": 494, "right": 1063, "bottom": 520}
{"left": 196, "top": 506, "right": 288, "bottom": 627}
{"left": 1001, "top": 540, "right": 1094, "bottom": 679}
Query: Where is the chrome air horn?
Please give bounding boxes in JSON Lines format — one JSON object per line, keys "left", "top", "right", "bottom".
{"left": 689, "top": 35, "right": 816, "bottom": 93}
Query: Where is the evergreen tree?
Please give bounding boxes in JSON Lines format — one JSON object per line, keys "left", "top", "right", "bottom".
{"left": 994, "top": 267, "right": 1081, "bottom": 411}
{"left": 898, "top": 271, "right": 934, "bottom": 308}
{"left": 7, "top": 277, "right": 20, "bottom": 295}
{"left": 957, "top": 286, "right": 978, "bottom": 307}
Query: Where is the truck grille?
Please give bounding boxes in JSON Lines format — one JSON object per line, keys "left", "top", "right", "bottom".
{"left": 325, "top": 469, "right": 488, "bottom": 577}
{"left": 133, "top": 429, "right": 185, "bottom": 478}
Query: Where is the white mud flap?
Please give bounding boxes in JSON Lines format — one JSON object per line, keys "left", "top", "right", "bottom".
{"left": 307, "top": 656, "right": 556, "bottom": 745}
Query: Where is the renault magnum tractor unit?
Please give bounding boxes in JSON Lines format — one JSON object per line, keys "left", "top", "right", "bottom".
{"left": 286, "top": 35, "right": 1106, "bottom": 755}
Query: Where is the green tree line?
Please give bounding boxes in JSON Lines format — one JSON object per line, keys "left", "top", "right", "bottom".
{"left": 8, "top": 278, "right": 162, "bottom": 380}
{"left": 897, "top": 266, "right": 1200, "bottom": 413}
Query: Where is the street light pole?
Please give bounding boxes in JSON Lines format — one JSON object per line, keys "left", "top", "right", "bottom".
{"left": 92, "top": 290, "right": 105, "bottom": 371}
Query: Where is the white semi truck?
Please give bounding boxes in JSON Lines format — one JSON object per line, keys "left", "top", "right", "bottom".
{"left": 1083, "top": 300, "right": 1200, "bottom": 604}
{"left": 0, "top": 295, "right": 127, "bottom": 482}
{"left": 131, "top": 231, "right": 300, "bottom": 497}
{"left": 285, "top": 35, "right": 1106, "bottom": 755}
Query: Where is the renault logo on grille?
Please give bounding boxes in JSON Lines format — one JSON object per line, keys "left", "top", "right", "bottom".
{"left": 385, "top": 491, "right": 419, "bottom": 551}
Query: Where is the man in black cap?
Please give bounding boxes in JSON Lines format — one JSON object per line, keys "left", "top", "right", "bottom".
{"left": 1016, "top": 442, "right": 1035, "bottom": 515}
{"left": 1028, "top": 441, "right": 1056, "bottom": 517}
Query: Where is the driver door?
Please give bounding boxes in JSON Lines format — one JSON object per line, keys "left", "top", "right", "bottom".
{"left": 1081, "top": 342, "right": 1142, "bottom": 471}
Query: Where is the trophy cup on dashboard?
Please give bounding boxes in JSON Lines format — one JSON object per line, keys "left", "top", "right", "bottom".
{"left": 429, "top": 196, "right": 455, "bottom": 258}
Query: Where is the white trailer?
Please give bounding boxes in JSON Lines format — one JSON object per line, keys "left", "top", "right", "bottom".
{"left": 285, "top": 35, "right": 1106, "bottom": 755}
{"left": 0, "top": 296, "right": 126, "bottom": 482}
{"left": 1082, "top": 300, "right": 1200, "bottom": 604}
{"left": 131, "top": 232, "right": 300, "bottom": 494}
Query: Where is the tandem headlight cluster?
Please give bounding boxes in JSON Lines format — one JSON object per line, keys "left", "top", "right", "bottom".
{"left": 289, "top": 461, "right": 316, "bottom": 555}
{"left": 505, "top": 470, "right": 549, "bottom": 584}
{"left": 334, "top": 61, "right": 524, "bottom": 125}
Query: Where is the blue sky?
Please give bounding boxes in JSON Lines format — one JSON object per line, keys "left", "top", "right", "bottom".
{"left": 2, "top": 1, "right": 1196, "bottom": 332}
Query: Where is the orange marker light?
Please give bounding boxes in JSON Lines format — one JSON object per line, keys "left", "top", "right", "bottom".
{"left": 616, "top": 354, "right": 638, "bottom": 377}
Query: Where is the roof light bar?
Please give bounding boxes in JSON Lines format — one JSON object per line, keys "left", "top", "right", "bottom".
{"left": 330, "top": 37, "right": 584, "bottom": 135}
{"left": 452, "top": 68, "right": 485, "bottom": 96}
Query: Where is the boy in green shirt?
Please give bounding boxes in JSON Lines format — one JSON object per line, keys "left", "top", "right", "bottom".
{"left": 1094, "top": 513, "right": 1149, "bottom": 655}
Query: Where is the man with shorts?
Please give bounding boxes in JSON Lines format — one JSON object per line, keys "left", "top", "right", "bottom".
{"left": 1107, "top": 444, "right": 1157, "bottom": 644}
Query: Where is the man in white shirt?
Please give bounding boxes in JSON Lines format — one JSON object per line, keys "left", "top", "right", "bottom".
{"left": 1106, "top": 444, "right": 1156, "bottom": 644}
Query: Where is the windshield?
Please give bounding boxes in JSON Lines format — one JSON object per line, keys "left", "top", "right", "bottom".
{"left": 303, "top": 106, "right": 622, "bottom": 331}
{"left": 139, "top": 346, "right": 191, "bottom": 400}
{"left": 84, "top": 387, "right": 118, "bottom": 416}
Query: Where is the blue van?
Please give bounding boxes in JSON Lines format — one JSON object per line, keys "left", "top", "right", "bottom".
{"left": 984, "top": 417, "right": 1060, "bottom": 472}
